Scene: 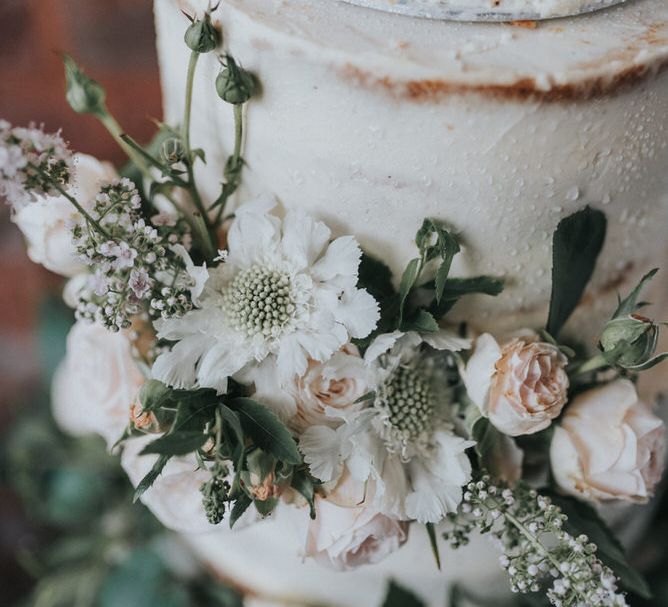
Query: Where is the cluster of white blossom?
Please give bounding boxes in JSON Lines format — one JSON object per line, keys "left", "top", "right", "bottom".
{"left": 70, "top": 178, "right": 199, "bottom": 331}
{"left": 0, "top": 120, "right": 73, "bottom": 208}
{"left": 444, "top": 477, "right": 628, "bottom": 607}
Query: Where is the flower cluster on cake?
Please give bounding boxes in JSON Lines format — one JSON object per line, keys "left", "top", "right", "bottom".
{"left": 3, "top": 7, "right": 668, "bottom": 607}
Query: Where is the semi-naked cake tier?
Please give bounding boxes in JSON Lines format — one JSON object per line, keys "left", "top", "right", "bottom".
{"left": 153, "top": 1, "right": 668, "bottom": 605}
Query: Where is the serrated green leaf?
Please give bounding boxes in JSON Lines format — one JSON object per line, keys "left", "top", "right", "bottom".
{"left": 133, "top": 455, "right": 170, "bottom": 503}
{"left": 401, "top": 309, "right": 439, "bottom": 333}
{"left": 358, "top": 253, "right": 396, "bottom": 301}
{"left": 140, "top": 431, "right": 207, "bottom": 456}
{"left": 547, "top": 206, "right": 607, "bottom": 338}
{"left": 230, "top": 398, "right": 301, "bottom": 465}
{"left": 382, "top": 581, "right": 425, "bottom": 607}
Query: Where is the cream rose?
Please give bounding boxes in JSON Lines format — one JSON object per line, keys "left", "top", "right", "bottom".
{"left": 12, "top": 153, "right": 117, "bottom": 276}
{"left": 305, "top": 472, "right": 408, "bottom": 571}
{"left": 550, "top": 379, "right": 665, "bottom": 503}
{"left": 250, "top": 344, "right": 370, "bottom": 433}
{"left": 463, "top": 333, "right": 569, "bottom": 436}
{"left": 52, "top": 320, "right": 145, "bottom": 447}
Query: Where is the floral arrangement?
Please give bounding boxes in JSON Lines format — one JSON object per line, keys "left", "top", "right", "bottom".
{"left": 3, "top": 10, "right": 667, "bottom": 607}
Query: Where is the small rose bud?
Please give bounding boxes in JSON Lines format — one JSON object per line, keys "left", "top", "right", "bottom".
{"left": 63, "top": 55, "right": 107, "bottom": 116}
{"left": 600, "top": 313, "right": 658, "bottom": 369}
{"left": 161, "top": 137, "right": 185, "bottom": 165}
{"left": 215, "top": 56, "right": 258, "bottom": 105}
{"left": 241, "top": 450, "right": 282, "bottom": 502}
{"left": 184, "top": 13, "right": 219, "bottom": 54}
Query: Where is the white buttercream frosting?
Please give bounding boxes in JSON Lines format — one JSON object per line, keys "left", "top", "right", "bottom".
{"left": 153, "top": 0, "right": 668, "bottom": 604}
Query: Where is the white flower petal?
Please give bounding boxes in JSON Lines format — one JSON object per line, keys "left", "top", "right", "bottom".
{"left": 462, "top": 333, "right": 502, "bottom": 412}
{"left": 281, "top": 211, "right": 331, "bottom": 270}
{"left": 152, "top": 335, "right": 213, "bottom": 390}
{"left": 312, "top": 235, "right": 361, "bottom": 282}
{"left": 300, "top": 425, "right": 350, "bottom": 483}
{"left": 226, "top": 197, "right": 281, "bottom": 267}
{"left": 364, "top": 331, "right": 405, "bottom": 364}
{"left": 422, "top": 329, "right": 472, "bottom": 352}
{"left": 335, "top": 288, "right": 380, "bottom": 340}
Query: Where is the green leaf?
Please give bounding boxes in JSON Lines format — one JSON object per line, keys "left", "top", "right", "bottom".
{"left": 230, "top": 398, "right": 301, "bottom": 465}
{"left": 138, "top": 379, "right": 174, "bottom": 412}
{"left": 140, "top": 431, "right": 207, "bottom": 456}
{"left": 547, "top": 206, "right": 607, "bottom": 338}
{"left": 229, "top": 494, "right": 252, "bottom": 529}
{"left": 549, "top": 493, "right": 652, "bottom": 599}
{"left": 471, "top": 417, "right": 523, "bottom": 483}
{"left": 401, "top": 309, "right": 439, "bottom": 334}
{"left": 398, "top": 258, "right": 421, "bottom": 325}
{"left": 613, "top": 268, "right": 659, "bottom": 318}
{"left": 292, "top": 470, "right": 317, "bottom": 519}
{"left": 429, "top": 276, "right": 504, "bottom": 320}
{"left": 382, "top": 581, "right": 425, "bottom": 607}
{"left": 358, "top": 253, "right": 396, "bottom": 301}
{"left": 425, "top": 523, "right": 441, "bottom": 570}
{"left": 133, "top": 455, "right": 170, "bottom": 502}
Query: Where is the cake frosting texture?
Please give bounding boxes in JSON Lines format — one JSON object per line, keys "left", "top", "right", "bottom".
{"left": 153, "top": 0, "right": 668, "bottom": 604}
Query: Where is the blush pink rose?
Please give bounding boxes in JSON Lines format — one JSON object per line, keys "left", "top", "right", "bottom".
{"left": 464, "top": 333, "right": 569, "bottom": 436}
{"left": 305, "top": 471, "right": 408, "bottom": 571}
{"left": 550, "top": 379, "right": 665, "bottom": 503}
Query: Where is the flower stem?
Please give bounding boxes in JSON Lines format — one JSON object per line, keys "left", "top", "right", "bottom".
{"left": 29, "top": 163, "right": 109, "bottom": 238}
{"left": 182, "top": 50, "right": 216, "bottom": 260}
{"left": 98, "top": 111, "right": 153, "bottom": 182}
{"left": 215, "top": 103, "right": 244, "bottom": 224}
{"left": 574, "top": 353, "right": 609, "bottom": 375}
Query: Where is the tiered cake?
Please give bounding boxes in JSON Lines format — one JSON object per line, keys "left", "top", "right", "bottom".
{"left": 153, "top": 0, "right": 668, "bottom": 605}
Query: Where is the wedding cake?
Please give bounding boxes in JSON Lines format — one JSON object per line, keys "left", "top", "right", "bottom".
{"left": 149, "top": 0, "right": 668, "bottom": 605}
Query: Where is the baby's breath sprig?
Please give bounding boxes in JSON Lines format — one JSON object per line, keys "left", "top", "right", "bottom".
{"left": 443, "top": 477, "right": 627, "bottom": 607}
{"left": 72, "top": 178, "right": 196, "bottom": 331}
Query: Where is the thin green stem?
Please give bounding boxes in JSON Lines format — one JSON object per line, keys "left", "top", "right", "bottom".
{"left": 574, "top": 353, "right": 610, "bottom": 375}
{"left": 30, "top": 163, "right": 109, "bottom": 238}
{"left": 181, "top": 51, "right": 216, "bottom": 260}
{"left": 98, "top": 111, "right": 152, "bottom": 182}
{"left": 215, "top": 103, "right": 244, "bottom": 224}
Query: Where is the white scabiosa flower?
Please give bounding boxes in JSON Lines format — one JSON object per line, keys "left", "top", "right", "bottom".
{"left": 300, "top": 330, "right": 474, "bottom": 524}
{"left": 151, "top": 198, "right": 380, "bottom": 394}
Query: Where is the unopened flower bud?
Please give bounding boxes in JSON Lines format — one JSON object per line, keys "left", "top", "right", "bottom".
{"left": 184, "top": 13, "right": 219, "bottom": 54}
{"left": 242, "top": 450, "right": 282, "bottom": 502}
{"left": 161, "top": 138, "right": 185, "bottom": 165}
{"left": 215, "top": 56, "right": 258, "bottom": 105}
{"left": 63, "top": 55, "right": 107, "bottom": 116}
{"left": 600, "top": 314, "right": 657, "bottom": 369}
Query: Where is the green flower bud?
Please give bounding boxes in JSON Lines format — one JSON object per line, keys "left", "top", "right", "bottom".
{"left": 63, "top": 55, "right": 106, "bottom": 116}
{"left": 161, "top": 137, "right": 185, "bottom": 165}
{"left": 241, "top": 450, "right": 281, "bottom": 503}
{"left": 600, "top": 314, "right": 658, "bottom": 369}
{"left": 215, "top": 56, "right": 258, "bottom": 105}
{"left": 184, "top": 13, "right": 219, "bottom": 54}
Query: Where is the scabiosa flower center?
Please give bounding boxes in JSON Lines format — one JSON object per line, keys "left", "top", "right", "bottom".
{"left": 380, "top": 365, "right": 435, "bottom": 445}
{"left": 223, "top": 265, "right": 297, "bottom": 338}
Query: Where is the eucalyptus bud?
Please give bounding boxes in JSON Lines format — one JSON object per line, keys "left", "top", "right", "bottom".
{"left": 184, "top": 13, "right": 219, "bottom": 54}
{"left": 63, "top": 55, "right": 106, "bottom": 116}
{"left": 215, "top": 56, "right": 258, "bottom": 105}
{"left": 161, "top": 137, "right": 185, "bottom": 165}
{"left": 200, "top": 462, "right": 230, "bottom": 525}
{"left": 600, "top": 314, "right": 658, "bottom": 369}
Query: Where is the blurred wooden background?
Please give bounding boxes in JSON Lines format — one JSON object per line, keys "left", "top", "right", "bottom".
{"left": 0, "top": 0, "right": 162, "bottom": 598}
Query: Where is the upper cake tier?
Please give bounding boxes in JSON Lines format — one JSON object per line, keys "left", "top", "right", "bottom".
{"left": 342, "top": 0, "right": 627, "bottom": 20}
{"left": 157, "top": 0, "right": 668, "bottom": 350}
